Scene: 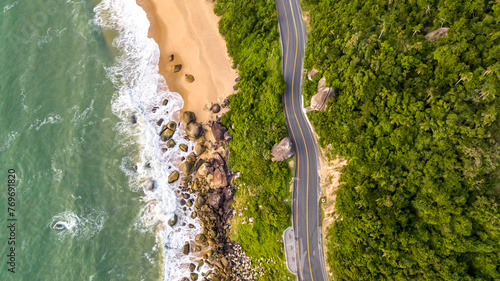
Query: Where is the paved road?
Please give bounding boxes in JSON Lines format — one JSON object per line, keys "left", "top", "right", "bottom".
{"left": 275, "top": 0, "right": 328, "bottom": 281}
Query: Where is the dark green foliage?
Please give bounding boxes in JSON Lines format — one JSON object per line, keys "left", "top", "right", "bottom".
{"left": 303, "top": 0, "right": 500, "bottom": 280}
{"left": 213, "top": 0, "right": 293, "bottom": 279}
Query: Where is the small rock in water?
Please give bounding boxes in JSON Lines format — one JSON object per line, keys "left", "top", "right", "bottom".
{"left": 52, "top": 222, "right": 67, "bottom": 230}
{"left": 156, "top": 118, "right": 163, "bottom": 126}
{"left": 131, "top": 113, "right": 138, "bottom": 124}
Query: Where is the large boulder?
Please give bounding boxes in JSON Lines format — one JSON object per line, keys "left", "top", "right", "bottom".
{"left": 187, "top": 122, "right": 203, "bottom": 139}
{"left": 210, "top": 122, "right": 227, "bottom": 142}
{"left": 211, "top": 103, "right": 221, "bottom": 113}
{"left": 309, "top": 77, "right": 335, "bottom": 111}
{"left": 425, "top": 27, "right": 449, "bottom": 41}
{"left": 160, "top": 129, "right": 175, "bottom": 141}
{"left": 213, "top": 168, "right": 228, "bottom": 188}
{"left": 271, "top": 137, "right": 294, "bottom": 162}
{"left": 182, "top": 111, "right": 196, "bottom": 124}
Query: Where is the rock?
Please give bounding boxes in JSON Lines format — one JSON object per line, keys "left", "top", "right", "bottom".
{"left": 310, "top": 88, "right": 335, "bottom": 111}
{"left": 189, "top": 263, "right": 196, "bottom": 272}
{"left": 213, "top": 168, "right": 228, "bottom": 188}
{"left": 271, "top": 137, "right": 294, "bottom": 161}
{"left": 235, "top": 76, "right": 241, "bottom": 82}
{"left": 181, "top": 162, "right": 193, "bottom": 175}
{"left": 188, "top": 223, "right": 195, "bottom": 228}
{"left": 190, "top": 273, "right": 198, "bottom": 281}
{"left": 168, "top": 214, "right": 178, "bottom": 227}
{"left": 195, "top": 195, "right": 206, "bottom": 209}
{"left": 183, "top": 243, "right": 190, "bottom": 255}
{"left": 425, "top": 27, "right": 449, "bottom": 41}
{"left": 171, "top": 64, "right": 182, "bottom": 73}
{"left": 222, "top": 98, "right": 229, "bottom": 108}
{"left": 197, "top": 162, "right": 209, "bottom": 177}
{"left": 197, "top": 259, "right": 204, "bottom": 270}
{"left": 195, "top": 234, "right": 207, "bottom": 243}
{"left": 181, "top": 277, "right": 189, "bottom": 281}
{"left": 186, "top": 152, "right": 197, "bottom": 164}
{"left": 160, "top": 129, "right": 174, "bottom": 141}
{"left": 182, "top": 111, "right": 196, "bottom": 124}
{"left": 131, "top": 113, "right": 138, "bottom": 124}
{"left": 186, "top": 199, "right": 193, "bottom": 207}
{"left": 186, "top": 122, "right": 203, "bottom": 139}
{"left": 156, "top": 118, "right": 163, "bottom": 126}
{"left": 185, "top": 74, "right": 195, "bottom": 83}
{"left": 204, "top": 102, "right": 213, "bottom": 111}
{"left": 195, "top": 245, "right": 202, "bottom": 252}
{"left": 167, "top": 139, "right": 176, "bottom": 148}
{"left": 181, "top": 176, "right": 192, "bottom": 185}
{"left": 179, "top": 143, "right": 188, "bottom": 152}
{"left": 308, "top": 69, "right": 319, "bottom": 81}
{"left": 166, "top": 121, "right": 176, "bottom": 131}
{"left": 195, "top": 143, "right": 206, "bottom": 156}
{"left": 182, "top": 193, "right": 190, "bottom": 199}
{"left": 168, "top": 54, "right": 174, "bottom": 61}
{"left": 193, "top": 158, "right": 205, "bottom": 173}
{"left": 224, "top": 131, "right": 232, "bottom": 141}
{"left": 191, "top": 211, "right": 197, "bottom": 219}
{"left": 162, "top": 99, "right": 169, "bottom": 105}
{"left": 211, "top": 103, "right": 221, "bottom": 113}
{"left": 168, "top": 171, "right": 179, "bottom": 183}
{"left": 221, "top": 257, "right": 228, "bottom": 267}
{"left": 208, "top": 194, "right": 223, "bottom": 209}
{"left": 210, "top": 122, "right": 227, "bottom": 142}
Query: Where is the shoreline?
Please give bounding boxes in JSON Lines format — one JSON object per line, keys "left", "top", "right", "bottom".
{"left": 136, "top": 0, "right": 237, "bottom": 124}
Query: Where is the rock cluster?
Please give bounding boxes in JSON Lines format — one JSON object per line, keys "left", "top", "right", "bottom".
{"left": 162, "top": 110, "right": 257, "bottom": 281}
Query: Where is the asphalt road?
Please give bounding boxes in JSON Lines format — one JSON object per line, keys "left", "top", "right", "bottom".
{"left": 275, "top": 0, "right": 329, "bottom": 280}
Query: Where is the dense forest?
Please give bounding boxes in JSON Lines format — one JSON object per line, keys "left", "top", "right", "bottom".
{"left": 212, "top": 0, "right": 293, "bottom": 279}
{"left": 302, "top": 0, "right": 500, "bottom": 279}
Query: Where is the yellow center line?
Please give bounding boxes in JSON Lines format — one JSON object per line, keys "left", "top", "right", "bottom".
{"left": 289, "top": 1, "right": 314, "bottom": 280}
{"left": 280, "top": 0, "right": 303, "bottom": 280}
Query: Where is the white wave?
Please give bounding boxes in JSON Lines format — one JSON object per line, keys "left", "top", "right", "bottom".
{"left": 29, "top": 114, "right": 63, "bottom": 130}
{"left": 2, "top": 2, "right": 17, "bottom": 13}
{"left": 94, "top": 0, "right": 206, "bottom": 280}
{"left": 0, "top": 131, "right": 19, "bottom": 152}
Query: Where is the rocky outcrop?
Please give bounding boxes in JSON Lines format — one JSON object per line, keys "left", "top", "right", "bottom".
{"left": 271, "top": 137, "right": 294, "bottom": 161}
{"left": 308, "top": 69, "right": 319, "bottom": 80}
{"left": 425, "top": 27, "right": 449, "bottom": 41}
{"left": 308, "top": 77, "right": 335, "bottom": 111}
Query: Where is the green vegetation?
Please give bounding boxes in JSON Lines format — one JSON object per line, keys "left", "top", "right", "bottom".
{"left": 303, "top": 0, "right": 500, "bottom": 280}
{"left": 213, "top": 0, "right": 293, "bottom": 279}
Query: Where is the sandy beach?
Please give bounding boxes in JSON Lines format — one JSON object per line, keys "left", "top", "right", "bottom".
{"left": 137, "top": 0, "right": 237, "bottom": 123}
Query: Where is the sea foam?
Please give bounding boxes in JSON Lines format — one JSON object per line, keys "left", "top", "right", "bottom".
{"left": 94, "top": 0, "right": 205, "bottom": 279}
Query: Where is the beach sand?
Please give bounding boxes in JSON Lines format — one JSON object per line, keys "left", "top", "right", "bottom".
{"left": 137, "top": 0, "right": 237, "bottom": 123}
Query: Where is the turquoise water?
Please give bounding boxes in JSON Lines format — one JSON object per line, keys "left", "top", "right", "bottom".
{"left": 0, "top": 0, "right": 185, "bottom": 279}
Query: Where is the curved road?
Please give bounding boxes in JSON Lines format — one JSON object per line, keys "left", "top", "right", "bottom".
{"left": 275, "top": 0, "right": 328, "bottom": 280}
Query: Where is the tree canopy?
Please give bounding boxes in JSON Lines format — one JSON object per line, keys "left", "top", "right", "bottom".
{"left": 303, "top": 0, "right": 500, "bottom": 279}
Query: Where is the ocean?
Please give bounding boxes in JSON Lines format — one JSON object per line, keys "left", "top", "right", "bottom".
{"left": 0, "top": 0, "right": 199, "bottom": 280}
